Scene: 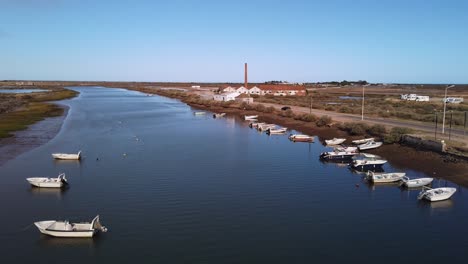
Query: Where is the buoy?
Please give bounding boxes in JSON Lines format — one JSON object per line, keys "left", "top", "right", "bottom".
{"left": 355, "top": 184, "right": 360, "bottom": 188}
{"left": 96, "top": 157, "right": 99, "bottom": 161}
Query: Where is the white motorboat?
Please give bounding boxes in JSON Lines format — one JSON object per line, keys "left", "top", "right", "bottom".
{"left": 334, "top": 146, "right": 358, "bottom": 152}
{"left": 325, "top": 138, "right": 346, "bottom": 145}
{"left": 352, "top": 153, "right": 387, "bottom": 170}
{"left": 213, "top": 113, "right": 226, "bottom": 118}
{"left": 288, "top": 134, "right": 314, "bottom": 142}
{"left": 52, "top": 151, "right": 81, "bottom": 160}
{"left": 194, "top": 111, "right": 206, "bottom": 115}
{"left": 249, "top": 122, "right": 265, "bottom": 128}
{"left": 367, "top": 171, "right": 406, "bottom": 183}
{"left": 27, "top": 173, "right": 68, "bottom": 188}
{"left": 34, "top": 215, "right": 108, "bottom": 238}
{"left": 320, "top": 150, "right": 358, "bottom": 160}
{"left": 244, "top": 115, "right": 258, "bottom": 120}
{"left": 352, "top": 138, "right": 375, "bottom": 144}
{"left": 418, "top": 187, "right": 456, "bottom": 202}
{"left": 267, "top": 127, "right": 287, "bottom": 134}
{"left": 358, "top": 141, "right": 383, "bottom": 150}
{"left": 258, "top": 124, "right": 276, "bottom": 132}
{"left": 401, "top": 177, "right": 434, "bottom": 188}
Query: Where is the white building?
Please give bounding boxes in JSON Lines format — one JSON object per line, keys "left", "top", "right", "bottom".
{"left": 222, "top": 86, "right": 237, "bottom": 93}
{"left": 248, "top": 86, "right": 262, "bottom": 95}
{"left": 236, "top": 86, "right": 249, "bottom": 94}
{"left": 213, "top": 92, "right": 240, "bottom": 102}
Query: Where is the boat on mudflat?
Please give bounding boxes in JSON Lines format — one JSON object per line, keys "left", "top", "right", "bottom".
{"left": 325, "top": 138, "right": 346, "bottom": 145}
{"left": 27, "top": 173, "right": 68, "bottom": 188}
{"left": 52, "top": 151, "right": 81, "bottom": 160}
{"left": 418, "top": 187, "right": 456, "bottom": 202}
{"left": 213, "top": 113, "right": 226, "bottom": 118}
{"left": 358, "top": 141, "right": 383, "bottom": 151}
{"left": 400, "top": 177, "right": 433, "bottom": 188}
{"left": 34, "top": 215, "right": 108, "bottom": 238}
{"left": 352, "top": 138, "right": 375, "bottom": 144}
{"left": 244, "top": 115, "right": 258, "bottom": 120}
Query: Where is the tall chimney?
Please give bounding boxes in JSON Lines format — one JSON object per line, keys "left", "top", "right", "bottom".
{"left": 244, "top": 63, "right": 248, "bottom": 88}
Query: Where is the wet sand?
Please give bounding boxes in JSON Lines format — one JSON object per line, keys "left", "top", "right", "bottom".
{"left": 0, "top": 105, "right": 68, "bottom": 166}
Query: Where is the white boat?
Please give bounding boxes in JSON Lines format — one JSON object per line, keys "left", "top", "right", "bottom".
{"left": 334, "top": 146, "right": 358, "bottom": 152}
{"left": 27, "top": 173, "right": 68, "bottom": 188}
{"left": 258, "top": 124, "right": 276, "bottom": 132}
{"left": 352, "top": 153, "right": 387, "bottom": 170}
{"left": 34, "top": 215, "right": 108, "bottom": 238}
{"left": 325, "top": 138, "right": 346, "bottom": 145}
{"left": 367, "top": 171, "right": 406, "bottom": 183}
{"left": 418, "top": 187, "right": 457, "bottom": 202}
{"left": 288, "top": 134, "right": 314, "bottom": 142}
{"left": 320, "top": 150, "right": 358, "bottom": 160}
{"left": 213, "top": 113, "right": 226, "bottom": 118}
{"left": 267, "top": 127, "right": 287, "bottom": 134}
{"left": 244, "top": 115, "right": 258, "bottom": 120}
{"left": 249, "top": 122, "right": 265, "bottom": 128}
{"left": 358, "top": 141, "right": 383, "bottom": 150}
{"left": 52, "top": 151, "right": 81, "bottom": 160}
{"left": 194, "top": 111, "right": 206, "bottom": 115}
{"left": 401, "top": 177, "right": 434, "bottom": 188}
{"left": 352, "top": 138, "right": 375, "bottom": 144}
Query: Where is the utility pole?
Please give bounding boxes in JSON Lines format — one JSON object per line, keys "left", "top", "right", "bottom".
{"left": 442, "top": 84, "right": 455, "bottom": 134}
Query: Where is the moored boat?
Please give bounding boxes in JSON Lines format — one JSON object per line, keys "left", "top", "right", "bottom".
{"left": 249, "top": 122, "right": 265, "bottom": 128}
{"left": 418, "top": 187, "right": 456, "bottom": 202}
{"left": 334, "top": 146, "right": 358, "bottom": 152}
{"left": 34, "top": 215, "right": 108, "bottom": 238}
{"left": 367, "top": 171, "right": 406, "bottom": 183}
{"left": 401, "top": 177, "right": 434, "bottom": 188}
{"left": 266, "top": 127, "right": 287, "bottom": 134}
{"left": 288, "top": 134, "right": 314, "bottom": 142}
{"left": 52, "top": 151, "right": 81, "bottom": 160}
{"left": 325, "top": 138, "right": 346, "bottom": 145}
{"left": 358, "top": 141, "right": 383, "bottom": 150}
{"left": 258, "top": 124, "right": 276, "bottom": 132}
{"left": 351, "top": 153, "right": 387, "bottom": 170}
{"left": 27, "top": 173, "right": 68, "bottom": 188}
{"left": 213, "top": 113, "right": 226, "bottom": 118}
{"left": 352, "top": 138, "right": 375, "bottom": 144}
{"left": 244, "top": 115, "right": 258, "bottom": 120}
{"left": 320, "top": 150, "right": 358, "bottom": 160}
{"left": 194, "top": 111, "right": 206, "bottom": 115}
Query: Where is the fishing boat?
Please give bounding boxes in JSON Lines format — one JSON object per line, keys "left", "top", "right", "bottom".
{"left": 352, "top": 138, "right": 375, "bottom": 144}
{"left": 320, "top": 150, "right": 358, "bottom": 160}
{"left": 288, "top": 134, "right": 314, "bottom": 142}
{"left": 52, "top": 151, "right": 81, "bottom": 160}
{"left": 194, "top": 111, "right": 206, "bottom": 115}
{"left": 244, "top": 115, "right": 258, "bottom": 120}
{"left": 26, "top": 173, "right": 68, "bottom": 188}
{"left": 213, "top": 113, "right": 226, "bottom": 118}
{"left": 325, "top": 138, "right": 346, "bottom": 145}
{"left": 367, "top": 171, "right": 406, "bottom": 183}
{"left": 358, "top": 141, "right": 383, "bottom": 150}
{"left": 266, "top": 127, "right": 287, "bottom": 135}
{"left": 34, "top": 215, "right": 108, "bottom": 238}
{"left": 400, "top": 177, "right": 434, "bottom": 188}
{"left": 351, "top": 153, "right": 387, "bottom": 170}
{"left": 418, "top": 187, "right": 456, "bottom": 202}
{"left": 249, "top": 122, "right": 265, "bottom": 128}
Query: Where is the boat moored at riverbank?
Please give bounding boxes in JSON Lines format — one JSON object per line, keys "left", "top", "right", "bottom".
{"left": 52, "top": 151, "right": 81, "bottom": 160}
{"left": 351, "top": 153, "right": 387, "bottom": 170}
{"left": 418, "top": 187, "right": 456, "bottom": 202}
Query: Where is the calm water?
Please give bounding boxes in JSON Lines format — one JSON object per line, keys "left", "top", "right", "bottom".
{"left": 0, "top": 87, "right": 467, "bottom": 263}
{"left": 0, "top": 89, "right": 49, "bottom": 94}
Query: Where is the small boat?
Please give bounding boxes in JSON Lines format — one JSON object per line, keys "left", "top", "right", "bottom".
{"left": 27, "top": 173, "right": 68, "bottom": 188}
{"left": 34, "top": 215, "right": 108, "bottom": 238}
{"left": 325, "top": 138, "right": 346, "bottom": 145}
{"left": 401, "top": 177, "right": 434, "bottom": 188}
{"left": 352, "top": 138, "right": 375, "bottom": 144}
{"left": 367, "top": 171, "right": 406, "bottom": 183}
{"left": 334, "top": 146, "right": 358, "bottom": 152}
{"left": 320, "top": 150, "right": 358, "bottom": 160}
{"left": 244, "top": 115, "right": 258, "bottom": 120}
{"left": 213, "top": 113, "right": 226, "bottom": 118}
{"left": 418, "top": 187, "right": 456, "bottom": 202}
{"left": 249, "top": 122, "right": 265, "bottom": 128}
{"left": 288, "top": 134, "right": 314, "bottom": 142}
{"left": 358, "top": 141, "right": 383, "bottom": 150}
{"left": 266, "top": 127, "right": 287, "bottom": 135}
{"left": 351, "top": 153, "right": 387, "bottom": 170}
{"left": 52, "top": 151, "right": 81, "bottom": 160}
{"left": 194, "top": 111, "right": 206, "bottom": 115}
{"left": 258, "top": 124, "right": 276, "bottom": 132}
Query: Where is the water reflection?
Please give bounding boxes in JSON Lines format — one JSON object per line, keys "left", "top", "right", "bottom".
{"left": 37, "top": 236, "right": 97, "bottom": 248}
{"left": 28, "top": 186, "right": 68, "bottom": 199}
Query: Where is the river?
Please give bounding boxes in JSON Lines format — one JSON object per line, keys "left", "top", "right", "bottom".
{"left": 0, "top": 86, "right": 467, "bottom": 263}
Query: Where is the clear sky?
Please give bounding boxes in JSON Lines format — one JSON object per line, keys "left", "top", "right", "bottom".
{"left": 1, "top": 0, "right": 467, "bottom": 83}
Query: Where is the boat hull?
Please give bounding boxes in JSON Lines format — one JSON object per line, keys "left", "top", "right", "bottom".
{"left": 27, "top": 181, "right": 63, "bottom": 188}
{"left": 403, "top": 178, "right": 433, "bottom": 188}
{"left": 320, "top": 153, "right": 356, "bottom": 160}
{"left": 352, "top": 163, "right": 385, "bottom": 170}
{"left": 52, "top": 154, "right": 80, "bottom": 160}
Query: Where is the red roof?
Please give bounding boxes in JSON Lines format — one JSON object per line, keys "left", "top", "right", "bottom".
{"left": 258, "top": 84, "right": 305, "bottom": 91}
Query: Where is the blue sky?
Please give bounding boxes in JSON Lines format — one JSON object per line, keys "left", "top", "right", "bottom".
{"left": 1, "top": 0, "right": 467, "bottom": 83}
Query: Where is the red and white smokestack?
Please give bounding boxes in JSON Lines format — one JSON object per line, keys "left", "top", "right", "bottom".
{"left": 244, "top": 63, "right": 248, "bottom": 88}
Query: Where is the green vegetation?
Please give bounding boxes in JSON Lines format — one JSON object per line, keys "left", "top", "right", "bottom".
{"left": 383, "top": 127, "right": 414, "bottom": 144}
{"left": 0, "top": 88, "right": 78, "bottom": 139}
